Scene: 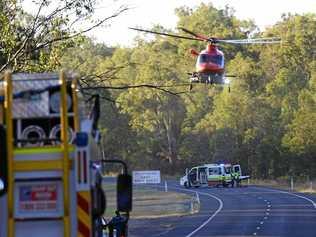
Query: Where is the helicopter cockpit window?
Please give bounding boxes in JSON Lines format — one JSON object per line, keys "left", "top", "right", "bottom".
{"left": 198, "top": 54, "right": 224, "bottom": 66}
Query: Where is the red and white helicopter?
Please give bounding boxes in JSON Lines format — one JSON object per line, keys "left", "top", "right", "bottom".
{"left": 130, "top": 27, "right": 281, "bottom": 89}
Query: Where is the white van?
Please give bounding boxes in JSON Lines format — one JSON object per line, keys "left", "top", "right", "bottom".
{"left": 180, "top": 163, "right": 249, "bottom": 188}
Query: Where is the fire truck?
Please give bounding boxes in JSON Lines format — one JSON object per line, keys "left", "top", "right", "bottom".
{"left": 0, "top": 71, "right": 132, "bottom": 237}
{"left": 180, "top": 163, "right": 250, "bottom": 188}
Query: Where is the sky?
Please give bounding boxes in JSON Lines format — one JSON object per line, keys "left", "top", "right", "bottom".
{"left": 25, "top": 0, "right": 316, "bottom": 47}
{"left": 88, "top": 0, "right": 316, "bottom": 46}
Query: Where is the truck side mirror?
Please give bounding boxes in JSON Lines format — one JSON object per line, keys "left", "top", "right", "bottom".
{"left": 117, "top": 174, "right": 132, "bottom": 212}
{"left": 0, "top": 125, "right": 8, "bottom": 196}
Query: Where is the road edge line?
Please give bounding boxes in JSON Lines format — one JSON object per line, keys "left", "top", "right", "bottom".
{"left": 253, "top": 186, "right": 316, "bottom": 209}
{"left": 171, "top": 187, "right": 223, "bottom": 237}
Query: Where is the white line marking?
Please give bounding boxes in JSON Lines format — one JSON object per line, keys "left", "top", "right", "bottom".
{"left": 166, "top": 186, "right": 224, "bottom": 237}
{"left": 253, "top": 232, "right": 257, "bottom": 235}
{"left": 253, "top": 186, "right": 316, "bottom": 209}
{"left": 260, "top": 221, "right": 264, "bottom": 225}
{"left": 267, "top": 209, "right": 270, "bottom": 211}
{"left": 264, "top": 216, "right": 268, "bottom": 220}
{"left": 256, "top": 226, "right": 261, "bottom": 230}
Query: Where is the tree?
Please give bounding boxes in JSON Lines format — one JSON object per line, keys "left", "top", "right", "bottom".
{"left": 282, "top": 72, "right": 316, "bottom": 177}
{"left": 56, "top": 2, "right": 316, "bottom": 177}
{"left": 0, "top": 0, "right": 128, "bottom": 73}
{"left": 114, "top": 40, "right": 187, "bottom": 169}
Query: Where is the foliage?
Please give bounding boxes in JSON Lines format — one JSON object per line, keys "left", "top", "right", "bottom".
{"left": 4, "top": 2, "right": 316, "bottom": 178}
{"left": 76, "top": 5, "right": 316, "bottom": 178}
{"left": 0, "top": 0, "right": 128, "bottom": 73}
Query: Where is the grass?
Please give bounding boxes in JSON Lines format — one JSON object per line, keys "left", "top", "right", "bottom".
{"left": 102, "top": 183, "right": 198, "bottom": 219}
{"left": 250, "top": 179, "right": 316, "bottom": 194}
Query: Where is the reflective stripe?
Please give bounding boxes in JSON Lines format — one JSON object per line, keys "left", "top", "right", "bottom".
{"left": 14, "top": 145, "right": 75, "bottom": 155}
{"left": 13, "top": 159, "right": 73, "bottom": 172}
{"left": 77, "top": 192, "right": 91, "bottom": 237}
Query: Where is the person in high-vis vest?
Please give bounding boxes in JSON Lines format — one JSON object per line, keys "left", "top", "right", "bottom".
{"left": 231, "top": 171, "right": 240, "bottom": 187}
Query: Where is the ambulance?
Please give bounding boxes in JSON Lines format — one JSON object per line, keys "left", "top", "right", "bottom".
{"left": 0, "top": 71, "right": 132, "bottom": 237}
{"left": 180, "top": 163, "right": 250, "bottom": 188}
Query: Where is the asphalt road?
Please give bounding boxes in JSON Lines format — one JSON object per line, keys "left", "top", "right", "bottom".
{"left": 129, "top": 181, "right": 316, "bottom": 237}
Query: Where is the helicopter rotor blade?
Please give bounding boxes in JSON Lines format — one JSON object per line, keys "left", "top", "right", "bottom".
{"left": 178, "top": 27, "right": 210, "bottom": 41}
{"left": 130, "top": 27, "right": 281, "bottom": 45}
{"left": 129, "top": 27, "right": 204, "bottom": 42}
{"left": 217, "top": 37, "right": 281, "bottom": 44}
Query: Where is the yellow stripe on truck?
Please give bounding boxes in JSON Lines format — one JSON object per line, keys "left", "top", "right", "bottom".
{"left": 13, "top": 145, "right": 75, "bottom": 155}
{"left": 13, "top": 160, "right": 64, "bottom": 171}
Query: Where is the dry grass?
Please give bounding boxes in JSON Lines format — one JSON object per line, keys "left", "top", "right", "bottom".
{"left": 102, "top": 183, "right": 198, "bottom": 219}
{"left": 250, "top": 179, "right": 316, "bottom": 194}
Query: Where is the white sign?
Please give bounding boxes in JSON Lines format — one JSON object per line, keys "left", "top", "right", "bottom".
{"left": 133, "top": 170, "right": 161, "bottom": 184}
{"left": 14, "top": 181, "right": 63, "bottom": 218}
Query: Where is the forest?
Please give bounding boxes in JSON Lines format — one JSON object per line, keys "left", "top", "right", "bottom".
{"left": 1, "top": 1, "right": 316, "bottom": 179}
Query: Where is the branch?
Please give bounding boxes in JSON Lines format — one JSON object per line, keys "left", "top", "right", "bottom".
{"left": 0, "top": 0, "right": 46, "bottom": 73}
{"left": 0, "top": 2, "right": 129, "bottom": 73}
{"left": 0, "top": 37, "right": 29, "bottom": 73}
{"left": 81, "top": 90, "right": 116, "bottom": 104}
{"left": 32, "top": 6, "right": 130, "bottom": 52}
{"left": 81, "top": 84, "right": 189, "bottom": 97}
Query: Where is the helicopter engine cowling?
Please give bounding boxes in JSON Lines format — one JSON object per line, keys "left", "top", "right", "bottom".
{"left": 190, "top": 49, "right": 199, "bottom": 56}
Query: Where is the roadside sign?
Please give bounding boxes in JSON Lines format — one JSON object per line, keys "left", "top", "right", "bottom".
{"left": 132, "top": 170, "right": 161, "bottom": 184}
{"left": 14, "top": 181, "right": 63, "bottom": 218}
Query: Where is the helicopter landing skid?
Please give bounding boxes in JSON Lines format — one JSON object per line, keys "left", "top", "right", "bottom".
{"left": 188, "top": 72, "right": 224, "bottom": 84}
{"left": 188, "top": 72, "right": 231, "bottom": 92}
{"left": 189, "top": 76, "right": 200, "bottom": 83}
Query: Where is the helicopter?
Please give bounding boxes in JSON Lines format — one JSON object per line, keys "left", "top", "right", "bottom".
{"left": 129, "top": 27, "right": 281, "bottom": 90}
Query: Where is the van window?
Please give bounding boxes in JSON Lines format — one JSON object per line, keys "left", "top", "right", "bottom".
{"left": 234, "top": 166, "right": 240, "bottom": 173}
{"left": 209, "top": 167, "right": 220, "bottom": 175}
{"left": 190, "top": 168, "right": 197, "bottom": 175}
{"left": 225, "top": 167, "right": 231, "bottom": 174}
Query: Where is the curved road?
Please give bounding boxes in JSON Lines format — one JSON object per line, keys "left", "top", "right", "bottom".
{"left": 129, "top": 182, "right": 316, "bottom": 237}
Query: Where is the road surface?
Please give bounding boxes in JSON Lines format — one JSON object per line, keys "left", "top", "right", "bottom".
{"left": 129, "top": 182, "right": 316, "bottom": 237}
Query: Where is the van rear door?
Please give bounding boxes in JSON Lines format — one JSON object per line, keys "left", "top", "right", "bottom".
{"left": 233, "top": 165, "right": 242, "bottom": 176}
{"left": 198, "top": 167, "right": 207, "bottom": 184}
